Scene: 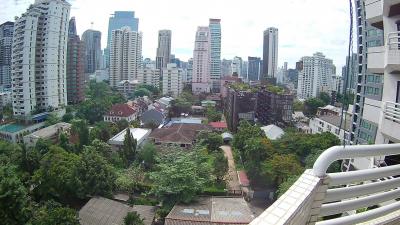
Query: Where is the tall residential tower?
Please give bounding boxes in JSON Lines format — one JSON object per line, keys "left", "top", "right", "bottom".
{"left": 209, "top": 19, "right": 221, "bottom": 92}
{"left": 156, "top": 30, "right": 172, "bottom": 70}
{"left": 262, "top": 27, "right": 279, "bottom": 81}
{"left": 11, "top": 0, "right": 71, "bottom": 117}
{"left": 0, "top": 22, "right": 14, "bottom": 89}
{"left": 82, "top": 29, "right": 102, "bottom": 73}
{"left": 192, "top": 26, "right": 211, "bottom": 94}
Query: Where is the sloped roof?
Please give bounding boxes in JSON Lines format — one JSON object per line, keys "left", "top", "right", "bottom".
{"left": 209, "top": 122, "right": 227, "bottom": 129}
{"left": 79, "top": 197, "right": 156, "bottom": 225}
{"left": 261, "top": 125, "right": 285, "bottom": 140}
{"left": 149, "top": 123, "right": 211, "bottom": 144}
{"left": 106, "top": 104, "right": 136, "bottom": 117}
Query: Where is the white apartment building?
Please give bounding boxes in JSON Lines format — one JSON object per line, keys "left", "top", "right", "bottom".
{"left": 231, "top": 56, "right": 242, "bottom": 78}
{"left": 117, "top": 80, "right": 139, "bottom": 99}
{"left": 163, "top": 63, "right": 183, "bottom": 97}
{"left": 297, "top": 52, "right": 334, "bottom": 100}
{"left": 11, "top": 0, "right": 70, "bottom": 117}
{"left": 192, "top": 26, "right": 211, "bottom": 94}
{"left": 0, "top": 91, "right": 11, "bottom": 108}
{"left": 138, "top": 64, "right": 160, "bottom": 88}
{"left": 109, "top": 27, "right": 142, "bottom": 88}
{"left": 331, "top": 75, "right": 344, "bottom": 94}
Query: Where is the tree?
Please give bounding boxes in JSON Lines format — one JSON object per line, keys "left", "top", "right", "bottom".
{"left": 121, "top": 128, "right": 137, "bottom": 167}
{"left": 59, "top": 132, "right": 71, "bottom": 152}
{"left": 45, "top": 113, "right": 61, "bottom": 126}
{"left": 32, "top": 146, "right": 82, "bottom": 200}
{"left": 30, "top": 200, "right": 79, "bottom": 225}
{"left": 124, "top": 212, "right": 144, "bottom": 225}
{"left": 198, "top": 132, "right": 223, "bottom": 152}
{"left": 318, "top": 92, "right": 331, "bottom": 105}
{"left": 232, "top": 120, "right": 264, "bottom": 154}
{"left": 115, "top": 165, "right": 145, "bottom": 192}
{"left": 71, "top": 119, "right": 89, "bottom": 150}
{"left": 150, "top": 151, "right": 212, "bottom": 204}
{"left": 90, "top": 139, "right": 113, "bottom": 159}
{"left": 116, "top": 119, "right": 130, "bottom": 131}
{"left": 90, "top": 121, "right": 112, "bottom": 142}
{"left": 134, "top": 88, "right": 151, "bottom": 98}
{"left": 213, "top": 151, "right": 228, "bottom": 183}
{"left": 0, "top": 165, "right": 31, "bottom": 225}
{"left": 263, "top": 154, "right": 303, "bottom": 186}
{"left": 206, "top": 107, "right": 221, "bottom": 122}
{"left": 76, "top": 148, "right": 116, "bottom": 197}
{"left": 34, "top": 138, "right": 52, "bottom": 155}
{"left": 293, "top": 100, "right": 304, "bottom": 111}
{"left": 304, "top": 98, "right": 325, "bottom": 117}
{"left": 62, "top": 113, "right": 74, "bottom": 123}
{"left": 243, "top": 137, "right": 276, "bottom": 180}
{"left": 138, "top": 143, "right": 157, "bottom": 169}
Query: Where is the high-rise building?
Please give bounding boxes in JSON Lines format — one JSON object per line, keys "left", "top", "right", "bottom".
{"left": 221, "top": 59, "right": 232, "bottom": 77}
{"left": 11, "top": 0, "right": 70, "bottom": 117}
{"left": 231, "top": 56, "right": 242, "bottom": 78}
{"left": 109, "top": 27, "right": 142, "bottom": 88}
{"left": 209, "top": 19, "right": 222, "bottom": 93}
{"left": 163, "top": 63, "right": 183, "bottom": 97}
{"left": 186, "top": 58, "right": 193, "bottom": 83}
{"left": 351, "top": 0, "right": 384, "bottom": 145}
{"left": 297, "top": 52, "right": 334, "bottom": 100}
{"left": 0, "top": 22, "right": 13, "bottom": 89}
{"left": 66, "top": 17, "right": 85, "bottom": 104}
{"left": 105, "top": 11, "right": 139, "bottom": 68}
{"left": 262, "top": 27, "right": 279, "bottom": 80}
{"left": 156, "top": 30, "right": 172, "bottom": 70}
{"left": 82, "top": 29, "right": 102, "bottom": 73}
{"left": 192, "top": 26, "right": 211, "bottom": 94}
{"left": 331, "top": 75, "right": 344, "bottom": 94}
{"left": 241, "top": 61, "right": 248, "bottom": 81}
{"left": 342, "top": 53, "right": 358, "bottom": 94}
{"left": 248, "top": 57, "right": 261, "bottom": 81}
{"left": 138, "top": 64, "right": 161, "bottom": 88}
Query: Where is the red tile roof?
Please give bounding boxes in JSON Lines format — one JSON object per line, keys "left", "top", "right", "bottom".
{"left": 238, "top": 171, "right": 250, "bottom": 187}
{"left": 208, "top": 122, "right": 227, "bottom": 129}
{"left": 106, "top": 104, "right": 136, "bottom": 117}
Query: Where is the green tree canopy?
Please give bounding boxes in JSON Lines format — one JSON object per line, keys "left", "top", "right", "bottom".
{"left": 138, "top": 143, "right": 157, "bottom": 169}
{"left": 124, "top": 211, "right": 144, "bottom": 225}
{"left": 206, "top": 107, "right": 221, "bottom": 122}
{"left": 116, "top": 119, "right": 130, "bottom": 131}
{"left": 71, "top": 119, "right": 90, "bottom": 150}
{"left": 212, "top": 151, "right": 228, "bottom": 183}
{"left": 198, "top": 132, "right": 223, "bottom": 152}
{"left": 30, "top": 200, "right": 79, "bottom": 225}
{"left": 304, "top": 97, "right": 325, "bottom": 117}
{"left": 263, "top": 154, "right": 303, "bottom": 186}
{"left": 45, "top": 113, "right": 61, "bottom": 126}
{"left": 134, "top": 88, "right": 152, "bottom": 98}
{"left": 318, "top": 92, "right": 331, "bottom": 105}
{"left": 232, "top": 120, "right": 264, "bottom": 153}
{"left": 121, "top": 128, "right": 137, "bottom": 167}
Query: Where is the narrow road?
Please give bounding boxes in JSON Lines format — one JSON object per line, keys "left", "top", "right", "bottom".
{"left": 220, "top": 145, "right": 241, "bottom": 192}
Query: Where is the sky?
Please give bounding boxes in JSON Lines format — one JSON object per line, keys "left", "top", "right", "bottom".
{"left": 1, "top": 0, "right": 351, "bottom": 70}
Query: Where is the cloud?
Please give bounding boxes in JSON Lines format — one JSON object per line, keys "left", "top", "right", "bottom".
{"left": 0, "top": 0, "right": 351, "bottom": 69}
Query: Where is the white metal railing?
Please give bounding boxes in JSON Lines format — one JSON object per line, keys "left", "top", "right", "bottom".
{"left": 387, "top": 31, "right": 400, "bottom": 50}
{"left": 384, "top": 101, "right": 400, "bottom": 124}
{"left": 313, "top": 144, "right": 400, "bottom": 225}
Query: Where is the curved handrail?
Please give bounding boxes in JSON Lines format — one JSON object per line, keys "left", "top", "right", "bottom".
{"left": 312, "top": 144, "right": 400, "bottom": 177}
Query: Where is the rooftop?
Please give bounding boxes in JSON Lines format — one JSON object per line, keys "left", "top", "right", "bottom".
{"left": 209, "top": 122, "right": 227, "bottom": 129}
{"left": 108, "top": 128, "right": 151, "bottom": 146}
{"left": 260, "top": 125, "right": 285, "bottom": 140}
{"left": 24, "top": 122, "right": 71, "bottom": 139}
{"left": 79, "top": 197, "right": 156, "bottom": 225}
{"left": 106, "top": 104, "right": 136, "bottom": 117}
{"left": 149, "top": 123, "right": 211, "bottom": 145}
{"left": 317, "top": 114, "right": 352, "bottom": 131}
{"left": 165, "top": 197, "right": 255, "bottom": 225}
{"left": 166, "top": 117, "right": 203, "bottom": 126}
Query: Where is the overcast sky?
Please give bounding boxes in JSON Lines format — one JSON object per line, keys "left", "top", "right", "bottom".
{"left": 1, "top": 0, "right": 351, "bottom": 70}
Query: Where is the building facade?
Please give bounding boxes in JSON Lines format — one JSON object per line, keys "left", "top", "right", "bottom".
{"left": 11, "top": 0, "right": 71, "bottom": 117}
{"left": 66, "top": 17, "right": 85, "bottom": 104}
{"left": 0, "top": 22, "right": 14, "bottom": 89}
{"left": 221, "top": 59, "right": 232, "bottom": 77}
{"left": 162, "top": 63, "right": 183, "bottom": 97}
{"left": 342, "top": 53, "right": 358, "bottom": 94}
{"left": 248, "top": 57, "right": 261, "bottom": 81}
{"left": 231, "top": 56, "right": 242, "bottom": 78}
{"left": 192, "top": 26, "right": 211, "bottom": 94}
{"left": 351, "top": 0, "right": 384, "bottom": 145}
{"left": 105, "top": 11, "right": 139, "bottom": 68}
{"left": 297, "top": 52, "right": 334, "bottom": 100}
{"left": 138, "top": 64, "right": 161, "bottom": 88}
{"left": 262, "top": 27, "right": 279, "bottom": 80}
{"left": 209, "top": 19, "right": 222, "bottom": 93}
{"left": 82, "top": 29, "right": 102, "bottom": 73}
{"left": 109, "top": 27, "right": 142, "bottom": 88}
{"left": 156, "top": 30, "right": 172, "bottom": 70}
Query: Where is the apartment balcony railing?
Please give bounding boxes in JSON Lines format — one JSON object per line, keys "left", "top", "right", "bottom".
{"left": 384, "top": 101, "right": 400, "bottom": 124}
{"left": 386, "top": 31, "right": 400, "bottom": 73}
{"left": 250, "top": 144, "right": 400, "bottom": 225}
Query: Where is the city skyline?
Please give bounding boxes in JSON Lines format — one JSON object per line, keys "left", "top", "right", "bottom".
{"left": 1, "top": 0, "right": 350, "bottom": 69}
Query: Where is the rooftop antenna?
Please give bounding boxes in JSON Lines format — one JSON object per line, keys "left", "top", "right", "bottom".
{"left": 90, "top": 22, "right": 94, "bottom": 29}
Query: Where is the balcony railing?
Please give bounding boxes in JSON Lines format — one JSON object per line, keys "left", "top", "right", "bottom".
{"left": 384, "top": 101, "right": 400, "bottom": 124}
{"left": 250, "top": 144, "right": 400, "bottom": 225}
{"left": 386, "top": 31, "right": 400, "bottom": 73}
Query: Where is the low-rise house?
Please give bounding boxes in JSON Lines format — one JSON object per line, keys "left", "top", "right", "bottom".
{"left": 141, "top": 109, "right": 166, "bottom": 127}
{"left": 108, "top": 128, "right": 152, "bottom": 150}
{"left": 165, "top": 197, "right": 254, "bottom": 225}
{"left": 309, "top": 113, "right": 351, "bottom": 144}
{"left": 209, "top": 121, "right": 228, "bottom": 132}
{"left": 23, "top": 122, "right": 71, "bottom": 147}
{"left": 148, "top": 123, "right": 211, "bottom": 148}
{"left": 260, "top": 124, "right": 285, "bottom": 140}
{"left": 104, "top": 104, "right": 138, "bottom": 123}
{"left": 79, "top": 197, "right": 156, "bottom": 225}
{"left": 117, "top": 80, "right": 140, "bottom": 99}
{"left": 0, "top": 122, "right": 46, "bottom": 143}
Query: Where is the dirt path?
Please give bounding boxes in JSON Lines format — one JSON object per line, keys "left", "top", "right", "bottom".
{"left": 220, "top": 145, "right": 241, "bottom": 192}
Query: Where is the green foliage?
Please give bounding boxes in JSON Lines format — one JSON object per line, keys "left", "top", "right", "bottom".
{"left": 116, "top": 119, "right": 130, "bottom": 131}
{"left": 206, "top": 107, "right": 221, "bottom": 122}
{"left": 263, "top": 154, "right": 303, "bottom": 186}
{"left": 134, "top": 88, "right": 151, "bottom": 98}
{"left": 34, "top": 138, "right": 52, "bottom": 155}
{"left": 0, "top": 165, "right": 31, "bottom": 225}
{"left": 212, "top": 151, "right": 228, "bottom": 183}
{"left": 138, "top": 143, "right": 157, "bottom": 169}
{"left": 0, "top": 141, "right": 23, "bottom": 168}
{"left": 232, "top": 120, "right": 264, "bottom": 152}
{"left": 304, "top": 97, "right": 325, "bottom": 117}
{"left": 169, "top": 91, "right": 195, "bottom": 117}
{"left": 90, "top": 121, "right": 113, "bottom": 142}
{"left": 45, "top": 113, "right": 61, "bottom": 126}
{"left": 71, "top": 119, "right": 90, "bottom": 150}
{"left": 243, "top": 137, "right": 275, "bottom": 180}
{"left": 121, "top": 128, "right": 137, "bottom": 167}
{"left": 198, "top": 131, "right": 223, "bottom": 152}
{"left": 33, "top": 146, "right": 82, "bottom": 200}
{"left": 89, "top": 139, "right": 113, "bottom": 159}
{"left": 318, "top": 92, "right": 331, "bottom": 105}
{"left": 59, "top": 132, "right": 71, "bottom": 152}
{"left": 150, "top": 150, "right": 212, "bottom": 204}
{"left": 115, "top": 165, "right": 146, "bottom": 192}
{"left": 337, "top": 92, "right": 355, "bottom": 108}
{"left": 293, "top": 100, "right": 304, "bottom": 111}
{"left": 124, "top": 211, "right": 144, "bottom": 225}
{"left": 76, "top": 148, "right": 116, "bottom": 197}
{"left": 62, "top": 113, "right": 74, "bottom": 123}
{"left": 30, "top": 200, "right": 79, "bottom": 225}
{"left": 266, "top": 84, "right": 285, "bottom": 94}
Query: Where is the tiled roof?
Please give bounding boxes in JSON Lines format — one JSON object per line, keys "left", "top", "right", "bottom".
{"left": 238, "top": 171, "right": 250, "bottom": 187}
{"left": 209, "top": 122, "right": 227, "bottom": 129}
{"left": 106, "top": 104, "right": 136, "bottom": 117}
{"left": 149, "top": 123, "right": 211, "bottom": 144}
{"left": 79, "top": 197, "right": 156, "bottom": 225}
